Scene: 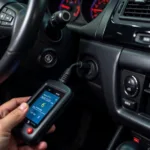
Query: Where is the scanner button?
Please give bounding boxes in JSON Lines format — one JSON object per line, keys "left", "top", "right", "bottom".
{"left": 27, "top": 128, "right": 33, "bottom": 134}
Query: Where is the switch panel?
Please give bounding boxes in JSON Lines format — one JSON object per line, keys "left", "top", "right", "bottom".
{"left": 0, "top": 7, "right": 15, "bottom": 27}
{"left": 124, "top": 76, "right": 139, "bottom": 97}
{"left": 121, "top": 70, "right": 145, "bottom": 111}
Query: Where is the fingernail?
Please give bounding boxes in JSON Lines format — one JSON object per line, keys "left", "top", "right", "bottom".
{"left": 19, "top": 103, "right": 28, "bottom": 111}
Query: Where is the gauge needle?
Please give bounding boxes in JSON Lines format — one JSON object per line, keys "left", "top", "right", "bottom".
{"left": 60, "top": 4, "right": 70, "bottom": 10}
{"left": 91, "top": 8, "right": 103, "bottom": 13}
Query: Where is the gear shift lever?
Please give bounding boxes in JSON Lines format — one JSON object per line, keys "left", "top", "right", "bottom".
{"left": 116, "top": 141, "right": 142, "bottom": 150}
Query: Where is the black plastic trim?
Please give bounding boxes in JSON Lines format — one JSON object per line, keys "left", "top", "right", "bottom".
{"left": 79, "top": 39, "right": 150, "bottom": 138}
{"left": 107, "top": 126, "right": 124, "bottom": 150}
{"left": 96, "top": 0, "right": 120, "bottom": 39}
{"left": 119, "top": 49, "right": 150, "bottom": 73}
{"left": 116, "top": 48, "right": 150, "bottom": 137}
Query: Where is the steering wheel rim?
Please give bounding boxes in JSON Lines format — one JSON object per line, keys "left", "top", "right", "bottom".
{"left": 0, "top": 0, "right": 47, "bottom": 83}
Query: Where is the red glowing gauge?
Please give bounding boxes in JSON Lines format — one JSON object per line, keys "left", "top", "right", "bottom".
{"left": 59, "top": 0, "right": 81, "bottom": 21}
{"left": 91, "top": 0, "right": 109, "bottom": 20}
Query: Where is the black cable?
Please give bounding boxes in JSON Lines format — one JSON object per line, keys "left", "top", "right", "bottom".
{"left": 59, "top": 61, "right": 90, "bottom": 84}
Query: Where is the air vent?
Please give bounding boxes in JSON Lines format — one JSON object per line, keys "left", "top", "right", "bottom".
{"left": 124, "top": 0, "right": 150, "bottom": 18}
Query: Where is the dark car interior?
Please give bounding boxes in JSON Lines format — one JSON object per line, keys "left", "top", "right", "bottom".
{"left": 1, "top": 0, "right": 150, "bottom": 149}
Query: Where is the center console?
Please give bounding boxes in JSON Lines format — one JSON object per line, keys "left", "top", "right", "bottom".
{"left": 78, "top": 0, "right": 150, "bottom": 147}
{"left": 111, "top": 0, "right": 150, "bottom": 119}
{"left": 78, "top": 39, "right": 150, "bottom": 144}
{"left": 107, "top": 126, "right": 150, "bottom": 150}
{"left": 115, "top": 48, "right": 150, "bottom": 137}
{"left": 121, "top": 68, "right": 150, "bottom": 119}
{"left": 120, "top": 70, "right": 149, "bottom": 113}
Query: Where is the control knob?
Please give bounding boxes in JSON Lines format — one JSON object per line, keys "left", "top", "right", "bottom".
{"left": 124, "top": 76, "right": 139, "bottom": 97}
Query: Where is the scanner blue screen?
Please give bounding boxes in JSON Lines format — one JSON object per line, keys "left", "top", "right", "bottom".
{"left": 26, "top": 90, "right": 60, "bottom": 125}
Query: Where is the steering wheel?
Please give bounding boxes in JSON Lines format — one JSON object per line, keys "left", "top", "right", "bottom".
{"left": 0, "top": 0, "right": 47, "bottom": 83}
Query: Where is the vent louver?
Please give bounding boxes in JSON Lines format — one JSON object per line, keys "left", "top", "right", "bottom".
{"left": 124, "top": 0, "right": 150, "bottom": 18}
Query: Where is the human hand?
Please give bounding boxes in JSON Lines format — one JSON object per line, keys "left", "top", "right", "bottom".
{"left": 0, "top": 97, "right": 56, "bottom": 150}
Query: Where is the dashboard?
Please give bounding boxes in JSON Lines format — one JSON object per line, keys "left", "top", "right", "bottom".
{"left": 16, "top": 0, "right": 150, "bottom": 144}
{"left": 48, "top": 0, "right": 110, "bottom": 23}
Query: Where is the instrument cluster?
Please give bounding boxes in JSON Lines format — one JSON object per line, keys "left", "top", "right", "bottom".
{"left": 48, "top": 0, "right": 110, "bottom": 23}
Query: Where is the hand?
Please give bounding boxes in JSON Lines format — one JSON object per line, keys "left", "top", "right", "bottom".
{"left": 0, "top": 97, "right": 56, "bottom": 150}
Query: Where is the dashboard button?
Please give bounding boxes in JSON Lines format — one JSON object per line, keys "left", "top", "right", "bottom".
{"left": 135, "top": 33, "right": 150, "bottom": 44}
{"left": 122, "top": 99, "right": 137, "bottom": 110}
{"left": 5, "top": 15, "right": 13, "bottom": 22}
{"left": 2, "top": 8, "right": 7, "bottom": 13}
{"left": 1, "top": 21, "right": 12, "bottom": 27}
{"left": 142, "top": 36, "right": 150, "bottom": 43}
{"left": 6, "top": 9, "right": 15, "bottom": 17}
{"left": 124, "top": 76, "right": 139, "bottom": 97}
{"left": 44, "top": 54, "right": 53, "bottom": 64}
{"left": 38, "top": 49, "right": 57, "bottom": 68}
{"left": 0, "top": 13, "right": 6, "bottom": 20}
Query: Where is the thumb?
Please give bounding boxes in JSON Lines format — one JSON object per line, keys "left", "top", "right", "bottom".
{"left": 0, "top": 103, "right": 29, "bottom": 132}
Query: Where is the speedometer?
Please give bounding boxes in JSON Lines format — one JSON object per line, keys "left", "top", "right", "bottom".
{"left": 59, "top": 0, "right": 81, "bottom": 21}
{"left": 82, "top": 0, "right": 109, "bottom": 22}
{"left": 49, "top": 0, "right": 81, "bottom": 22}
{"left": 91, "top": 0, "right": 109, "bottom": 19}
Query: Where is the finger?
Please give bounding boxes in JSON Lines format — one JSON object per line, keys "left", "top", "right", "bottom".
{"left": 48, "top": 125, "right": 56, "bottom": 133}
{"left": 0, "top": 103, "right": 29, "bottom": 131}
{"left": 19, "top": 142, "right": 48, "bottom": 150}
{"left": 18, "top": 146, "right": 34, "bottom": 150}
{"left": 32, "top": 141, "right": 47, "bottom": 150}
{"left": 0, "top": 97, "right": 30, "bottom": 117}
